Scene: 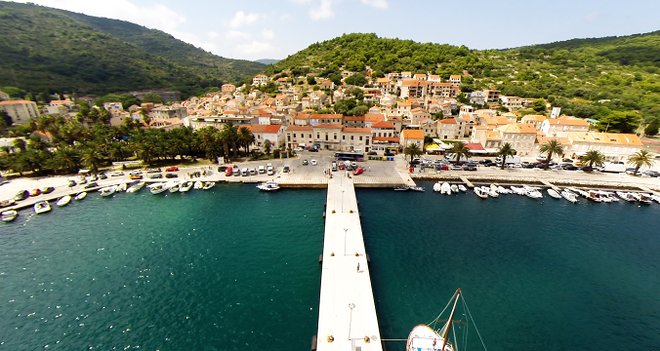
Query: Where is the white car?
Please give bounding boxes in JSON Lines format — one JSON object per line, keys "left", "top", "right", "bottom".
{"left": 310, "top": 159, "right": 318, "bottom": 166}
{"left": 258, "top": 165, "right": 266, "bottom": 174}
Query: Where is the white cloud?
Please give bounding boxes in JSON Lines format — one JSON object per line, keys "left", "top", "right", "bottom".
{"left": 225, "top": 30, "right": 252, "bottom": 41}
{"left": 262, "top": 29, "right": 276, "bottom": 40}
{"left": 309, "top": 0, "right": 335, "bottom": 20}
{"left": 207, "top": 31, "right": 219, "bottom": 40}
{"left": 229, "top": 11, "right": 264, "bottom": 28}
{"left": 361, "top": 0, "right": 389, "bottom": 10}
{"left": 236, "top": 40, "right": 278, "bottom": 56}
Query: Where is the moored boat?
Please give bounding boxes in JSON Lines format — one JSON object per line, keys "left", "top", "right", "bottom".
{"left": 193, "top": 181, "right": 204, "bottom": 190}
{"left": 441, "top": 182, "right": 452, "bottom": 195}
{"left": 394, "top": 186, "right": 410, "bottom": 191}
{"left": 474, "top": 187, "right": 488, "bottom": 199}
{"left": 560, "top": 190, "right": 579, "bottom": 203}
{"left": 168, "top": 182, "right": 181, "bottom": 193}
{"left": 126, "top": 182, "right": 145, "bottom": 193}
{"left": 33, "top": 200, "right": 52, "bottom": 214}
{"left": 148, "top": 183, "right": 167, "bottom": 194}
{"left": 1, "top": 210, "right": 18, "bottom": 222}
{"left": 179, "top": 181, "right": 193, "bottom": 192}
{"left": 202, "top": 181, "right": 215, "bottom": 190}
{"left": 74, "top": 192, "right": 87, "bottom": 200}
{"left": 547, "top": 188, "right": 562, "bottom": 199}
{"left": 432, "top": 182, "right": 442, "bottom": 192}
{"left": 450, "top": 184, "right": 459, "bottom": 193}
{"left": 256, "top": 181, "right": 280, "bottom": 192}
{"left": 99, "top": 185, "right": 116, "bottom": 197}
{"left": 116, "top": 182, "right": 128, "bottom": 192}
{"left": 409, "top": 186, "right": 425, "bottom": 192}
{"left": 457, "top": 184, "right": 467, "bottom": 192}
{"left": 56, "top": 195, "right": 72, "bottom": 207}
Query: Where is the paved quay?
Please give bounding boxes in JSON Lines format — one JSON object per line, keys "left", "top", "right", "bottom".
{"left": 316, "top": 175, "right": 383, "bottom": 351}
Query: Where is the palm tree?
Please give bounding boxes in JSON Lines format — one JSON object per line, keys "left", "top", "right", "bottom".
{"left": 627, "top": 149, "right": 654, "bottom": 175}
{"left": 80, "top": 145, "right": 104, "bottom": 172}
{"left": 539, "top": 139, "right": 564, "bottom": 170}
{"left": 237, "top": 127, "right": 255, "bottom": 155}
{"left": 449, "top": 141, "right": 471, "bottom": 164}
{"left": 263, "top": 139, "right": 272, "bottom": 155}
{"left": 404, "top": 143, "right": 423, "bottom": 163}
{"left": 580, "top": 150, "right": 606, "bottom": 168}
{"left": 497, "top": 142, "right": 516, "bottom": 169}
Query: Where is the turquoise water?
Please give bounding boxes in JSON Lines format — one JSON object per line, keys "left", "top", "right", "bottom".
{"left": 1, "top": 182, "right": 659, "bottom": 350}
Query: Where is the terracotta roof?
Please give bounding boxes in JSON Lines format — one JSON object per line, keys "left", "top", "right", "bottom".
{"left": 376, "top": 78, "right": 390, "bottom": 83}
{"left": 464, "top": 143, "right": 484, "bottom": 151}
{"left": 342, "top": 127, "right": 371, "bottom": 134}
{"left": 521, "top": 114, "right": 547, "bottom": 122}
{"left": 440, "top": 118, "right": 457, "bottom": 124}
{"left": 371, "top": 121, "right": 395, "bottom": 129}
{"left": 565, "top": 132, "right": 642, "bottom": 146}
{"left": 286, "top": 125, "right": 313, "bottom": 132}
{"left": 547, "top": 116, "right": 590, "bottom": 126}
{"left": 401, "top": 129, "right": 424, "bottom": 139}
{"left": 364, "top": 113, "right": 385, "bottom": 123}
{"left": 401, "top": 79, "right": 430, "bottom": 87}
{"left": 245, "top": 124, "right": 281, "bottom": 134}
{"left": 313, "top": 124, "right": 343, "bottom": 129}
{"left": 486, "top": 131, "right": 501, "bottom": 140}
{"left": 343, "top": 116, "right": 365, "bottom": 122}
{"left": 496, "top": 123, "right": 537, "bottom": 134}
{"left": 0, "top": 100, "right": 35, "bottom": 105}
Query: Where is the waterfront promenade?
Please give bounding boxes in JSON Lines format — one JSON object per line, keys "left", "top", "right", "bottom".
{"left": 316, "top": 175, "right": 382, "bottom": 351}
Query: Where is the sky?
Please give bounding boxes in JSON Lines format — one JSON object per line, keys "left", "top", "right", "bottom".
{"left": 7, "top": 0, "right": 660, "bottom": 61}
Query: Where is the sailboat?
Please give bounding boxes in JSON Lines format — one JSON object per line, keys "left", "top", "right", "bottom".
{"left": 406, "top": 289, "right": 487, "bottom": 351}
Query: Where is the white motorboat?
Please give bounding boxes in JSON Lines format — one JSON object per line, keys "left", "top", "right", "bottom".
{"left": 149, "top": 183, "right": 168, "bottom": 194}
{"left": 168, "top": 182, "right": 181, "bottom": 192}
{"left": 547, "top": 189, "right": 562, "bottom": 199}
{"left": 74, "top": 192, "right": 87, "bottom": 200}
{"left": 116, "top": 182, "right": 128, "bottom": 192}
{"left": 56, "top": 195, "right": 72, "bottom": 207}
{"left": 1, "top": 210, "right": 18, "bottom": 222}
{"left": 474, "top": 187, "right": 488, "bottom": 199}
{"left": 441, "top": 182, "right": 452, "bottom": 195}
{"left": 202, "top": 181, "right": 215, "bottom": 190}
{"left": 651, "top": 194, "right": 660, "bottom": 204}
{"left": 409, "top": 186, "right": 425, "bottom": 192}
{"left": 586, "top": 190, "right": 603, "bottom": 203}
{"left": 256, "top": 181, "right": 280, "bottom": 192}
{"left": 126, "top": 182, "right": 145, "bottom": 193}
{"left": 394, "top": 186, "right": 410, "bottom": 191}
{"left": 458, "top": 184, "right": 467, "bottom": 192}
{"left": 616, "top": 191, "right": 636, "bottom": 202}
{"left": 484, "top": 186, "right": 499, "bottom": 198}
{"left": 99, "top": 185, "right": 116, "bottom": 197}
{"left": 509, "top": 186, "right": 525, "bottom": 195}
{"left": 193, "top": 181, "right": 204, "bottom": 190}
{"left": 526, "top": 189, "right": 543, "bottom": 199}
{"left": 496, "top": 185, "right": 511, "bottom": 194}
{"left": 450, "top": 184, "right": 459, "bottom": 193}
{"left": 599, "top": 191, "right": 619, "bottom": 202}
{"left": 560, "top": 190, "right": 579, "bottom": 203}
{"left": 432, "top": 182, "right": 442, "bottom": 192}
{"left": 637, "top": 193, "right": 653, "bottom": 205}
{"left": 34, "top": 200, "right": 52, "bottom": 214}
{"left": 179, "top": 181, "right": 193, "bottom": 192}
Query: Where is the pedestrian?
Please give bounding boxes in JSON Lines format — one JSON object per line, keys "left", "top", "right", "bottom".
{"left": 357, "top": 263, "right": 360, "bottom": 272}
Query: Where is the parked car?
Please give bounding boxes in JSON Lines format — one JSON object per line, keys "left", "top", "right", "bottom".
{"left": 14, "top": 190, "right": 30, "bottom": 201}
{"left": 642, "top": 170, "right": 659, "bottom": 177}
{"left": 84, "top": 182, "right": 98, "bottom": 189}
{"left": 165, "top": 173, "right": 178, "bottom": 178}
{"left": 217, "top": 165, "right": 228, "bottom": 172}
{"left": 283, "top": 165, "right": 291, "bottom": 173}
{"left": 98, "top": 173, "right": 108, "bottom": 179}
{"left": 225, "top": 167, "right": 233, "bottom": 176}
{"left": 30, "top": 188, "right": 42, "bottom": 196}
{"left": 258, "top": 165, "right": 266, "bottom": 174}
{"left": 241, "top": 168, "right": 249, "bottom": 176}
{"left": 331, "top": 161, "right": 338, "bottom": 171}
{"left": 353, "top": 167, "right": 364, "bottom": 175}
{"left": 148, "top": 173, "right": 164, "bottom": 179}
{"left": 42, "top": 187, "right": 55, "bottom": 194}
{"left": 67, "top": 179, "right": 77, "bottom": 187}
{"left": 165, "top": 166, "right": 179, "bottom": 172}
{"left": 367, "top": 151, "right": 377, "bottom": 155}
{"left": 266, "top": 165, "right": 274, "bottom": 176}
{"left": 146, "top": 168, "right": 161, "bottom": 173}
{"left": 311, "top": 159, "right": 318, "bottom": 166}
{"left": 110, "top": 171, "right": 125, "bottom": 177}
{"left": 302, "top": 159, "right": 309, "bottom": 166}
{"left": 463, "top": 164, "right": 477, "bottom": 171}
{"left": 129, "top": 174, "right": 143, "bottom": 180}
{"left": 450, "top": 165, "right": 462, "bottom": 171}
{"left": 249, "top": 168, "right": 257, "bottom": 175}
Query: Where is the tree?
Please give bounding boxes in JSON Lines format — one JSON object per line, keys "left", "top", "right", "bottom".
{"left": 596, "top": 111, "right": 641, "bottom": 133}
{"left": 80, "top": 144, "right": 104, "bottom": 172}
{"left": 306, "top": 76, "right": 316, "bottom": 85}
{"left": 627, "top": 149, "right": 654, "bottom": 175}
{"left": 539, "top": 139, "right": 564, "bottom": 169}
{"left": 580, "top": 150, "right": 606, "bottom": 168}
{"left": 448, "top": 141, "right": 471, "bottom": 164}
{"left": 497, "top": 142, "right": 516, "bottom": 169}
{"left": 237, "top": 126, "right": 255, "bottom": 155}
{"left": 263, "top": 139, "right": 272, "bottom": 155}
{"left": 345, "top": 74, "right": 367, "bottom": 86}
{"left": 404, "top": 143, "right": 422, "bottom": 163}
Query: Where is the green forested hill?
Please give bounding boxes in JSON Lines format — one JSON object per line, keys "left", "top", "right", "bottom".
{"left": 268, "top": 32, "right": 659, "bottom": 132}
{"left": 0, "top": 1, "right": 264, "bottom": 97}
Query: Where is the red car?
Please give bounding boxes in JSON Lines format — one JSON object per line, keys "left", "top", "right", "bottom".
{"left": 225, "top": 167, "right": 233, "bottom": 176}
{"left": 353, "top": 167, "right": 364, "bottom": 175}
{"left": 165, "top": 166, "right": 179, "bottom": 172}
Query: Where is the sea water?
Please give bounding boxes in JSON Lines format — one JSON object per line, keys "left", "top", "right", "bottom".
{"left": 1, "top": 182, "right": 658, "bottom": 350}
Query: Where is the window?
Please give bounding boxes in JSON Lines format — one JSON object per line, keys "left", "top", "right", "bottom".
{"left": 359, "top": 136, "right": 363, "bottom": 141}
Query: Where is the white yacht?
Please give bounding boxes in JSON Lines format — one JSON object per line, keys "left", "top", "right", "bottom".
{"left": 179, "top": 181, "right": 193, "bottom": 192}
{"left": 74, "top": 192, "right": 87, "bottom": 200}
{"left": 56, "top": 195, "right": 72, "bottom": 207}
{"left": 126, "top": 182, "right": 145, "bottom": 193}
{"left": 193, "top": 181, "right": 204, "bottom": 190}
{"left": 99, "top": 185, "right": 116, "bottom": 197}
{"left": 1, "top": 210, "right": 18, "bottom": 222}
{"left": 34, "top": 200, "right": 52, "bottom": 214}
{"left": 202, "top": 181, "right": 215, "bottom": 190}
{"left": 547, "top": 188, "right": 562, "bottom": 199}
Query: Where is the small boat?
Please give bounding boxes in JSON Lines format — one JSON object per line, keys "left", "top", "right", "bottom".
{"left": 496, "top": 185, "right": 511, "bottom": 194}
{"left": 441, "top": 182, "right": 452, "bottom": 195}
{"left": 586, "top": 190, "right": 603, "bottom": 203}
{"left": 484, "top": 186, "right": 499, "bottom": 198}
{"left": 56, "top": 195, "right": 72, "bottom": 207}
{"left": 638, "top": 193, "right": 653, "bottom": 205}
{"left": 474, "top": 187, "right": 488, "bottom": 199}
{"left": 256, "top": 181, "right": 280, "bottom": 192}
{"left": 149, "top": 183, "right": 168, "bottom": 194}
{"left": 409, "top": 186, "right": 425, "bottom": 192}
{"left": 179, "top": 181, "right": 193, "bottom": 192}
{"left": 616, "top": 191, "right": 636, "bottom": 202}
{"left": 202, "top": 181, "right": 215, "bottom": 190}
{"left": 193, "top": 181, "right": 204, "bottom": 190}
{"left": 168, "top": 182, "right": 181, "bottom": 193}
{"left": 394, "top": 186, "right": 410, "bottom": 191}
{"left": 126, "top": 182, "right": 145, "bottom": 193}
{"left": 510, "top": 186, "right": 525, "bottom": 195}
{"left": 651, "top": 194, "right": 660, "bottom": 204}
{"left": 74, "top": 192, "right": 87, "bottom": 200}
{"left": 526, "top": 189, "right": 543, "bottom": 199}
{"left": 33, "top": 200, "right": 52, "bottom": 214}
{"left": 1, "top": 210, "right": 18, "bottom": 222}
{"left": 99, "top": 185, "right": 116, "bottom": 197}
{"left": 432, "top": 182, "right": 442, "bottom": 192}
{"left": 116, "top": 182, "right": 128, "bottom": 192}
{"left": 450, "top": 184, "right": 459, "bottom": 193}
{"left": 458, "top": 185, "right": 467, "bottom": 192}
{"left": 547, "top": 189, "right": 562, "bottom": 199}
{"left": 560, "top": 190, "right": 579, "bottom": 203}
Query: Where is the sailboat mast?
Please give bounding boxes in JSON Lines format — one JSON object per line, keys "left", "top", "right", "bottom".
{"left": 440, "top": 288, "right": 461, "bottom": 350}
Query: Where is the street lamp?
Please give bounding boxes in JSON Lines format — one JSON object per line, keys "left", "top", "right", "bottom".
{"left": 348, "top": 303, "right": 355, "bottom": 340}
{"left": 343, "top": 228, "right": 348, "bottom": 256}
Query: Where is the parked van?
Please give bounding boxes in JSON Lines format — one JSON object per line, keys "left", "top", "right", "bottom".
{"left": 331, "top": 161, "right": 337, "bottom": 171}
{"left": 241, "top": 168, "right": 249, "bottom": 176}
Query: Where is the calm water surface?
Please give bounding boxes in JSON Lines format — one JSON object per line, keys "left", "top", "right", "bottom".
{"left": 1, "top": 182, "right": 658, "bottom": 350}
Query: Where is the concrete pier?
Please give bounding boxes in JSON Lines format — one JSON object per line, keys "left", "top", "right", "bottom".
{"left": 316, "top": 175, "right": 382, "bottom": 351}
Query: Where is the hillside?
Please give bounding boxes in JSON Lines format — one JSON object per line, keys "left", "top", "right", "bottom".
{"left": 268, "top": 32, "right": 659, "bottom": 130}
{"left": 0, "top": 1, "right": 264, "bottom": 97}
